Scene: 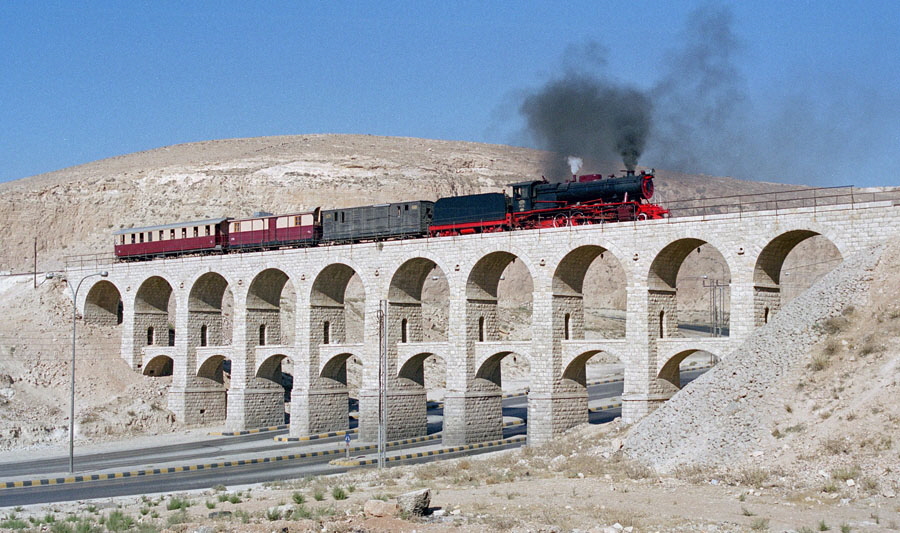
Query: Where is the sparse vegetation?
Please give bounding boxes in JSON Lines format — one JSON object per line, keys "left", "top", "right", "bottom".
{"left": 750, "top": 517, "right": 770, "bottom": 531}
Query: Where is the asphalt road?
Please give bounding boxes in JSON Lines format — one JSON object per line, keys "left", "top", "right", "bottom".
{"left": 0, "top": 367, "right": 707, "bottom": 506}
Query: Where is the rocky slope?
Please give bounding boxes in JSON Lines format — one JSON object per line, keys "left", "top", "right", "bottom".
{"left": 624, "top": 241, "right": 900, "bottom": 497}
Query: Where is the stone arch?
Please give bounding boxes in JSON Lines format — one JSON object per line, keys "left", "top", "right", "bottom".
{"left": 648, "top": 238, "right": 732, "bottom": 338}
{"left": 197, "top": 353, "right": 227, "bottom": 383}
{"left": 552, "top": 245, "right": 628, "bottom": 341}
{"left": 84, "top": 280, "right": 123, "bottom": 326}
{"left": 310, "top": 263, "right": 361, "bottom": 346}
{"left": 389, "top": 256, "right": 450, "bottom": 342}
{"left": 133, "top": 276, "right": 175, "bottom": 366}
{"left": 466, "top": 251, "right": 534, "bottom": 343}
{"left": 753, "top": 230, "right": 843, "bottom": 326}
{"left": 474, "top": 350, "right": 530, "bottom": 391}
{"left": 656, "top": 349, "right": 720, "bottom": 393}
{"left": 247, "top": 268, "right": 294, "bottom": 347}
{"left": 256, "top": 353, "right": 289, "bottom": 385}
{"left": 188, "top": 272, "right": 231, "bottom": 350}
{"left": 142, "top": 354, "right": 174, "bottom": 376}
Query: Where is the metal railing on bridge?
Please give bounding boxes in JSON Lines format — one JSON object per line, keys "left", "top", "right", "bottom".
{"left": 660, "top": 185, "right": 900, "bottom": 220}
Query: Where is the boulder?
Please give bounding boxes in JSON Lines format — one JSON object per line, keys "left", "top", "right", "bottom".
{"left": 397, "top": 488, "right": 431, "bottom": 516}
{"left": 364, "top": 499, "right": 399, "bottom": 518}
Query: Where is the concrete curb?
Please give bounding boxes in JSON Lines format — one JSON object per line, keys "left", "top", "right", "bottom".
{"left": 208, "top": 424, "right": 288, "bottom": 436}
{"left": 273, "top": 428, "right": 358, "bottom": 443}
{"left": 588, "top": 402, "right": 623, "bottom": 412}
{"left": 329, "top": 435, "right": 528, "bottom": 467}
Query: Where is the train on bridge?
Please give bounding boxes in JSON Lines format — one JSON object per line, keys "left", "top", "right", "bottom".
{"left": 114, "top": 170, "right": 668, "bottom": 261}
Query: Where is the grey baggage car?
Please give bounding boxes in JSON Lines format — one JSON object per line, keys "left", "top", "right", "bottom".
{"left": 322, "top": 201, "right": 434, "bottom": 242}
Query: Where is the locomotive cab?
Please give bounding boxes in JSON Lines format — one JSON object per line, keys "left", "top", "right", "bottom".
{"left": 510, "top": 181, "right": 541, "bottom": 213}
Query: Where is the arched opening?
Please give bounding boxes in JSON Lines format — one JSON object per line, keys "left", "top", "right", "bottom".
{"left": 84, "top": 280, "right": 123, "bottom": 327}
{"left": 247, "top": 269, "right": 295, "bottom": 348}
{"left": 560, "top": 349, "right": 625, "bottom": 429}
{"left": 467, "top": 251, "right": 533, "bottom": 343}
{"left": 649, "top": 239, "right": 732, "bottom": 338}
{"left": 397, "top": 352, "right": 447, "bottom": 432}
{"left": 142, "top": 355, "right": 174, "bottom": 377}
{"left": 473, "top": 351, "right": 530, "bottom": 435}
{"left": 245, "top": 269, "right": 295, "bottom": 428}
{"left": 304, "top": 264, "right": 365, "bottom": 437}
{"left": 659, "top": 310, "right": 666, "bottom": 338}
{"left": 754, "top": 231, "right": 842, "bottom": 326}
{"left": 553, "top": 245, "right": 627, "bottom": 340}
{"left": 134, "top": 276, "right": 175, "bottom": 368}
{"left": 657, "top": 349, "right": 719, "bottom": 394}
{"left": 168, "top": 327, "right": 175, "bottom": 346}
{"left": 386, "top": 257, "right": 451, "bottom": 440}
{"left": 188, "top": 272, "right": 232, "bottom": 349}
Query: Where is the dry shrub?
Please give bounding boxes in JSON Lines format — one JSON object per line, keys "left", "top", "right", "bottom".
{"left": 831, "top": 465, "right": 860, "bottom": 481}
{"left": 823, "top": 339, "right": 841, "bottom": 356}
{"left": 808, "top": 353, "right": 830, "bottom": 372}
{"left": 824, "top": 437, "right": 850, "bottom": 455}
{"left": 672, "top": 464, "right": 707, "bottom": 483}
{"left": 737, "top": 468, "right": 770, "bottom": 488}
{"left": 821, "top": 316, "right": 850, "bottom": 335}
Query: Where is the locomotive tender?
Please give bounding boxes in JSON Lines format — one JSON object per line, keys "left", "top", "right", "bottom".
{"left": 114, "top": 170, "right": 667, "bottom": 260}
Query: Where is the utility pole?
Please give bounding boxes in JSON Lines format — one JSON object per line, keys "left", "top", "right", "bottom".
{"left": 377, "top": 299, "right": 388, "bottom": 469}
{"left": 33, "top": 238, "right": 37, "bottom": 289}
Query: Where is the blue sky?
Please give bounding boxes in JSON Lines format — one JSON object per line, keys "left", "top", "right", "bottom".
{"left": 1, "top": 2, "right": 898, "bottom": 187}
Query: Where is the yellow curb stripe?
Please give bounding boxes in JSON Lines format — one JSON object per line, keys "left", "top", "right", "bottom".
{"left": 331, "top": 436, "right": 527, "bottom": 467}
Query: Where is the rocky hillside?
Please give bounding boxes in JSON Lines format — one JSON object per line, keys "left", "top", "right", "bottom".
{"left": 624, "top": 241, "right": 900, "bottom": 497}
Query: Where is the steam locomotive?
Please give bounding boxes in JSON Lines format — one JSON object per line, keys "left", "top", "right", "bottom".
{"left": 113, "top": 170, "right": 667, "bottom": 260}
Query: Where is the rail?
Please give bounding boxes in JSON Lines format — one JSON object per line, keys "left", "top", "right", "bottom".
{"left": 660, "top": 185, "right": 900, "bottom": 219}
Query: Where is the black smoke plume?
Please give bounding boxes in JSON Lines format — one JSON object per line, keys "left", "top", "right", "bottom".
{"left": 520, "top": 55, "right": 651, "bottom": 180}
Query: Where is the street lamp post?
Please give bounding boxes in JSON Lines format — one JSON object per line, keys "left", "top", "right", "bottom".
{"left": 46, "top": 270, "right": 108, "bottom": 473}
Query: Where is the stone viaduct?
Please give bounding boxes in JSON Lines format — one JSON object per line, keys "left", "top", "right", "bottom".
{"left": 69, "top": 194, "right": 900, "bottom": 446}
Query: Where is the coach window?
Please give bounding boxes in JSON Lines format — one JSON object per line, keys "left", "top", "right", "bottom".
{"left": 131, "top": 234, "right": 136, "bottom": 244}
{"left": 205, "top": 225, "right": 211, "bottom": 236}
{"left": 170, "top": 229, "right": 175, "bottom": 240}
{"left": 139, "top": 233, "right": 144, "bottom": 243}
{"left": 193, "top": 227, "right": 199, "bottom": 238}
{"left": 294, "top": 216, "right": 302, "bottom": 226}
{"left": 158, "top": 230, "right": 164, "bottom": 241}
{"left": 147, "top": 232, "right": 152, "bottom": 242}
{"left": 182, "top": 228, "right": 187, "bottom": 239}
{"left": 340, "top": 212, "right": 345, "bottom": 223}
